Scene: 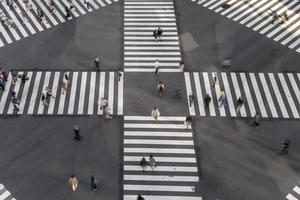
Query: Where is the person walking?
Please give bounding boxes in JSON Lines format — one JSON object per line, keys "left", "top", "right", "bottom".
{"left": 157, "top": 27, "right": 163, "bottom": 40}
{"left": 204, "top": 94, "right": 211, "bottom": 108}
{"left": 84, "top": 0, "right": 91, "bottom": 10}
{"left": 0, "top": 78, "right": 5, "bottom": 91}
{"left": 218, "top": 91, "right": 227, "bottom": 107}
{"left": 278, "top": 138, "right": 290, "bottom": 155}
{"left": 153, "top": 29, "right": 158, "bottom": 40}
{"left": 41, "top": 93, "right": 48, "bottom": 106}
{"left": 137, "top": 194, "right": 145, "bottom": 200}
{"left": 154, "top": 60, "right": 160, "bottom": 75}
{"left": 179, "top": 60, "right": 184, "bottom": 72}
{"left": 236, "top": 96, "right": 243, "bottom": 113}
{"left": 73, "top": 125, "right": 81, "bottom": 141}
{"left": 151, "top": 107, "right": 160, "bottom": 120}
{"left": 90, "top": 176, "right": 97, "bottom": 194}
{"left": 140, "top": 157, "right": 147, "bottom": 171}
{"left": 62, "top": 73, "right": 69, "bottom": 94}
{"left": 251, "top": 113, "right": 260, "bottom": 126}
{"left": 94, "top": 57, "right": 100, "bottom": 71}
{"left": 68, "top": 174, "right": 79, "bottom": 192}
{"left": 188, "top": 92, "right": 195, "bottom": 107}
{"left": 46, "top": 87, "right": 55, "bottom": 99}
{"left": 185, "top": 116, "right": 192, "bottom": 129}
{"left": 149, "top": 154, "right": 156, "bottom": 170}
{"left": 157, "top": 81, "right": 165, "bottom": 97}
{"left": 212, "top": 73, "right": 217, "bottom": 88}
{"left": 65, "top": 6, "right": 71, "bottom": 19}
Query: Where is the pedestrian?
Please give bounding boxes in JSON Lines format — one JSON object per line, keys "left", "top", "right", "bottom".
{"left": 11, "top": 90, "right": 16, "bottom": 98}
{"left": 65, "top": 6, "right": 71, "bottom": 19}
{"left": 90, "top": 176, "right": 97, "bottom": 194}
{"left": 185, "top": 115, "right": 192, "bottom": 129}
{"left": 94, "top": 57, "right": 100, "bottom": 71}
{"left": 47, "top": 0, "right": 54, "bottom": 12}
{"left": 204, "top": 94, "right": 211, "bottom": 108}
{"left": 179, "top": 60, "right": 184, "bottom": 72}
{"left": 278, "top": 138, "right": 290, "bottom": 155}
{"left": 73, "top": 125, "right": 81, "bottom": 141}
{"left": 62, "top": 73, "right": 69, "bottom": 94}
{"left": 153, "top": 29, "right": 158, "bottom": 40}
{"left": 103, "top": 106, "right": 112, "bottom": 119}
{"left": 118, "top": 71, "right": 122, "bottom": 81}
{"left": 0, "top": 68, "right": 8, "bottom": 81}
{"left": 12, "top": 71, "right": 19, "bottom": 85}
{"left": 37, "top": 9, "right": 45, "bottom": 25}
{"left": 99, "top": 97, "right": 108, "bottom": 110}
{"left": 236, "top": 96, "right": 243, "bottom": 113}
{"left": 140, "top": 157, "right": 147, "bottom": 171}
{"left": 149, "top": 154, "right": 156, "bottom": 170}
{"left": 84, "top": 0, "right": 91, "bottom": 10}
{"left": 188, "top": 92, "right": 195, "bottom": 107}
{"left": 151, "top": 107, "right": 160, "bottom": 120}
{"left": 67, "top": 0, "right": 75, "bottom": 10}
{"left": 154, "top": 60, "right": 159, "bottom": 75}
{"left": 0, "top": 78, "right": 5, "bottom": 91}
{"left": 41, "top": 93, "right": 48, "bottom": 106}
{"left": 251, "top": 113, "right": 260, "bottom": 126}
{"left": 282, "top": 10, "right": 289, "bottom": 22}
{"left": 218, "top": 91, "right": 227, "bottom": 107}
{"left": 212, "top": 73, "right": 217, "bottom": 88}
{"left": 46, "top": 87, "right": 55, "bottom": 99}
{"left": 11, "top": 96, "right": 20, "bottom": 112}
{"left": 157, "top": 27, "right": 163, "bottom": 40}
{"left": 222, "top": 58, "right": 231, "bottom": 68}
{"left": 157, "top": 81, "right": 165, "bottom": 97}
{"left": 137, "top": 194, "right": 145, "bottom": 200}
{"left": 68, "top": 174, "right": 79, "bottom": 192}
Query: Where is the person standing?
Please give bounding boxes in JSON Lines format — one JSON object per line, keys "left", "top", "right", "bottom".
{"left": 157, "top": 81, "right": 165, "bottom": 97}
{"left": 140, "top": 157, "right": 147, "bottom": 171}
{"left": 149, "top": 154, "right": 156, "bottom": 170}
{"left": 151, "top": 107, "right": 160, "bottom": 120}
{"left": 204, "top": 94, "right": 211, "bottom": 108}
{"left": 157, "top": 27, "right": 163, "bottom": 40}
{"left": 154, "top": 60, "right": 160, "bottom": 75}
{"left": 179, "top": 60, "right": 184, "bottom": 72}
{"left": 188, "top": 92, "right": 195, "bottom": 107}
{"left": 90, "top": 176, "right": 97, "bottom": 194}
{"left": 41, "top": 93, "right": 48, "bottom": 106}
{"left": 73, "top": 125, "right": 81, "bottom": 141}
{"left": 68, "top": 174, "right": 79, "bottom": 191}
{"left": 236, "top": 96, "right": 243, "bottom": 113}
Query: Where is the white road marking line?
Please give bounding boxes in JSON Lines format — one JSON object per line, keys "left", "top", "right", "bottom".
{"left": 124, "top": 57, "right": 181, "bottom": 61}
{"left": 184, "top": 72, "right": 195, "bottom": 116}
{"left": 124, "top": 2, "right": 173, "bottom": 5}
{"left": 230, "top": 73, "right": 247, "bottom": 117}
{"left": 48, "top": 72, "right": 60, "bottom": 114}
{"left": 77, "top": 72, "right": 87, "bottom": 114}
{"left": 221, "top": 72, "right": 236, "bottom": 117}
{"left": 124, "top": 6, "right": 174, "bottom": 9}
{"left": 124, "top": 165, "right": 197, "bottom": 172}
{"left": 193, "top": 73, "right": 206, "bottom": 116}
{"left": 124, "top": 22, "right": 176, "bottom": 26}
{"left": 124, "top": 131, "right": 193, "bottom": 137}
{"left": 124, "top": 184, "right": 195, "bottom": 192}
{"left": 294, "top": 186, "right": 300, "bottom": 195}
{"left": 13, "top": 2, "right": 36, "bottom": 34}
{"left": 95, "top": 0, "right": 106, "bottom": 7}
{"left": 57, "top": 72, "right": 69, "bottom": 114}
{"left": 240, "top": 73, "right": 256, "bottom": 116}
{"left": 0, "top": 190, "right": 11, "bottom": 199}
{"left": 249, "top": 73, "right": 267, "bottom": 117}
{"left": 67, "top": 72, "right": 78, "bottom": 114}
{"left": 61, "top": 0, "right": 79, "bottom": 17}
{"left": 124, "top": 195, "right": 202, "bottom": 200}
{"left": 37, "top": 71, "right": 51, "bottom": 114}
{"left": 124, "top": 139, "right": 194, "bottom": 145}
{"left": 35, "top": 0, "right": 58, "bottom": 25}
{"left": 125, "top": 41, "right": 179, "bottom": 45}
{"left": 117, "top": 72, "right": 123, "bottom": 115}
{"left": 7, "top": 72, "right": 23, "bottom": 114}
{"left": 288, "top": 73, "right": 300, "bottom": 105}
{"left": 124, "top": 18, "right": 176, "bottom": 22}
{"left": 124, "top": 156, "right": 196, "bottom": 163}
{"left": 19, "top": 72, "right": 33, "bottom": 114}
{"left": 124, "top": 123, "right": 187, "bottom": 129}
{"left": 72, "top": 0, "right": 86, "bottom": 15}
{"left": 27, "top": 72, "right": 42, "bottom": 114}
{"left": 124, "top": 174, "right": 199, "bottom": 182}
{"left": 202, "top": 72, "right": 216, "bottom": 116}
{"left": 0, "top": 24, "right": 13, "bottom": 44}
{"left": 124, "top": 46, "right": 179, "bottom": 50}
{"left": 124, "top": 51, "right": 180, "bottom": 55}
{"left": 97, "top": 72, "right": 105, "bottom": 115}
{"left": 124, "top": 116, "right": 185, "bottom": 121}
{"left": 19, "top": 0, "right": 44, "bottom": 31}
{"left": 124, "top": 27, "right": 177, "bottom": 30}
{"left": 87, "top": 72, "right": 96, "bottom": 115}
{"left": 124, "top": 147, "right": 195, "bottom": 154}
{"left": 286, "top": 193, "right": 298, "bottom": 200}
{"left": 213, "top": 72, "right": 226, "bottom": 116}
{"left": 108, "top": 72, "right": 114, "bottom": 114}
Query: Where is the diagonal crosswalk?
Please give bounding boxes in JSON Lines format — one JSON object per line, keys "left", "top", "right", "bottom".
{"left": 0, "top": 184, "right": 16, "bottom": 200}
{"left": 185, "top": 72, "right": 300, "bottom": 119}
{"left": 0, "top": 0, "right": 117, "bottom": 48}
{"left": 124, "top": 0, "right": 182, "bottom": 72}
{"left": 191, "top": 0, "right": 300, "bottom": 53}
{"left": 123, "top": 116, "right": 202, "bottom": 200}
{"left": 0, "top": 71, "right": 123, "bottom": 115}
{"left": 286, "top": 184, "right": 300, "bottom": 200}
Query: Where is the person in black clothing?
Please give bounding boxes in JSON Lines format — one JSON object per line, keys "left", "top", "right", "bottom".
{"left": 90, "top": 176, "right": 97, "bottom": 194}
{"left": 236, "top": 96, "right": 243, "bottom": 113}
{"left": 157, "top": 27, "right": 163, "bottom": 40}
{"left": 204, "top": 94, "right": 211, "bottom": 108}
{"left": 73, "top": 125, "right": 81, "bottom": 141}
{"left": 153, "top": 29, "right": 158, "bottom": 40}
{"left": 278, "top": 138, "right": 290, "bottom": 154}
{"left": 65, "top": 6, "right": 71, "bottom": 19}
{"left": 137, "top": 194, "right": 145, "bottom": 200}
{"left": 140, "top": 157, "right": 147, "bottom": 171}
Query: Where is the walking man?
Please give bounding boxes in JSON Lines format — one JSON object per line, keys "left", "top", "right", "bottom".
{"left": 94, "top": 56, "right": 100, "bottom": 70}
{"left": 251, "top": 113, "right": 261, "bottom": 126}
{"left": 212, "top": 73, "right": 217, "bottom": 88}
{"left": 65, "top": 6, "right": 71, "bottom": 19}
{"left": 151, "top": 107, "right": 160, "bottom": 120}
{"left": 157, "top": 27, "right": 163, "bottom": 40}
{"left": 68, "top": 174, "right": 79, "bottom": 192}
{"left": 90, "top": 176, "right": 97, "bottom": 194}
{"left": 278, "top": 138, "right": 290, "bottom": 155}
{"left": 84, "top": 0, "right": 91, "bottom": 10}
{"left": 188, "top": 92, "right": 195, "bottom": 107}
{"left": 219, "top": 91, "right": 227, "bottom": 107}
{"left": 137, "top": 194, "right": 145, "bottom": 200}
{"left": 157, "top": 81, "right": 165, "bottom": 97}
{"left": 62, "top": 73, "right": 69, "bottom": 94}
{"left": 185, "top": 115, "right": 192, "bottom": 129}
{"left": 73, "top": 125, "right": 81, "bottom": 141}
{"left": 153, "top": 29, "right": 158, "bottom": 40}
{"left": 140, "top": 157, "right": 147, "bottom": 171}
{"left": 204, "top": 94, "right": 211, "bottom": 108}
{"left": 41, "top": 93, "right": 48, "bottom": 106}
{"left": 236, "top": 96, "right": 243, "bottom": 113}
{"left": 149, "top": 154, "right": 156, "bottom": 170}
{"left": 154, "top": 59, "right": 160, "bottom": 74}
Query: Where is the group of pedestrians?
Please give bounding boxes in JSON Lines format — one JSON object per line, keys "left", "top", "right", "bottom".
{"left": 140, "top": 155, "right": 156, "bottom": 171}
{"left": 270, "top": 10, "right": 289, "bottom": 25}
{"left": 0, "top": 68, "right": 8, "bottom": 91}
{"left": 153, "top": 27, "right": 163, "bottom": 41}
{"left": 41, "top": 87, "right": 55, "bottom": 106}
{"left": 68, "top": 174, "right": 97, "bottom": 194}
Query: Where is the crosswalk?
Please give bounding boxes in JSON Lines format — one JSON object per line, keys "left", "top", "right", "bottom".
{"left": 124, "top": 0, "right": 182, "bottom": 72}
{"left": 184, "top": 72, "right": 300, "bottom": 119}
{"left": 191, "top": 0, "right": 300, "bottom": 53}
{"left": 0, "top": 184, "right": 16, "bottom": 200}
{"left": 0, "top": 71, "right": 123, "bottom": 115}
{"left": 123, "top": 116, "right": 202, "bottom": 200}
{"left": 0, "top": 0, "right": 117, "bottom": 48}
{"left": 286, "top": 184, "right": 300, "bottom": 200}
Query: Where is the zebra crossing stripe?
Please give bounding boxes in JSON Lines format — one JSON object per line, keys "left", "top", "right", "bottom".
{"left": 124, "top": 174, "right": 199, "bottom": 182}
{"left": 104, "top": 0, "right": 112, "bottom": 4}
{"left": 221, "top": 72, "right": 236, "bottom": 117}
{"left": 124, "top": 123, "right": 187, "bottom": 129}
{"left": 118, "top": 72, "right": 124, "bottom": 115}
{"left": 78, "top": 72, "right": 87, "bottom": 114}
{"left": 19, "top": 72, "right": 33, "bottom": 114}
{"left": 202, "top": 72, "right": 216, "bottom": 116}
{"left": 58, "top": 72, "right": 68, "bottom": 114}
{"left": 37, "top": 71, "right": 51, "bottom": 114}
{"left": 233, "top": 0, "right": 260, "bottom": 23}
{"left": 124, "top": 27, "right": 177, "bottom": 31}
{"left": 193, "top": 73, "right": 205, "bottom": 116}
{"left": 258, "top": 73, "right": 278, "bottom": 118}
{"left": 185, "top": 72, "right": 195, "bottom": 116}
{"left": 27, "top": 72, "right": 42, "bottom": 114}
{"left": 30, "top": 1, "right": 51, "bottom": 28}
{"left": 54, "top": 0, "right": 72, "bottom": 20}
{"left": 71, "top": 0, "right": 86, "bottom": 15}
{"left": 288, "top": 73, "right": 300, "bottom": 105}
{"left": 124, "top": 195, "right": 202, "bottom": 200}
{"left": 48, "top": 72, "right": 60, "bottom": 114}
{"left": 293, "top": 186, "right": 300, "bottom": 194}
{"left": 124, "top": 131, "right": 193, "bottom": 137}
{"left": 286, "top": 193, "right": 298, "bottom": 200}
{"left": 68, "top": 72, "right": 79, "bottom": 114}
{"left": 124, "top": 2, "right": 173, "bottom": 5}
{"left": 124, "top": 116, "right": 185, "bottom": 121}
{"left": 88, "top": 72, "right": 96, "bottom": 115}
{"left": 124, "top": 165, "right": 198, "bottom": 172}
{"left": 124, "top": 139, "right": 194, "bottom": 145}
{"left": 278, "top": 73, "right": 299, "bottom": 118}
{"left": 268, "top": 73, "right": 289, "bottom": 118}
{"left": 98, "top": 72, "right": 105, "bottom": 115}
{"left": 124, "top": 184, "right": 195, "bottom": 192}
{"left": 96, "top": 0, "right": 106, "bottom": 7}
{"left": 0, "top": 190, "right": 11, "bottom": 199}
{"left": 49, "top": 3, "right": 66, "bottom": 23}
{"left": 124, "top": 156, "right": 197, "bottom": 163}
{"left": 20, "top": 0, "right": 44, "bottom": 31}
{"left": 249, "top": 73, "right": 267, "bottom": 118}
{"left": 241, "top": 0, "right": 265, "bottom": 26}
{"left": 0, "top": 25, "right": 13, "bottom": 44}
{"left": 240, "top": 73, "right": 256, "bottom": 117}
{"left": 108, "top": 72, "right": 115, "bottom": 114}
{"left": 124, "top": 6, "right": 174, "bottom": 9}
{"left": 124, "top": 147, "right": 195, "bottom": 154}
{"left": 7, "top": 72, "right": 23, "bottom": 114}
{"left": 213, "top": 72, "right": 226, "bottom": 116}
{"left": 230, "top": 73, "right": 247, "bottom": 117}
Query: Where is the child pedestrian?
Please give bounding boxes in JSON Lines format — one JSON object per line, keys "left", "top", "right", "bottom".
{"left": 68, "top": 174, "right": 79, "bottom": 191}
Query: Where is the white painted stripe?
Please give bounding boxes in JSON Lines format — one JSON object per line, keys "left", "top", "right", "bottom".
{"left": 214, "top": 0, "right": 232, "bottom": 12}
{"left": 117, "top": 72, "right": 123, "bottom": 115}
{"left": 0, "top": 25, "right": 12, "bottom": 44}
{"left": 77, "top": 72, "right": 87, "bottom": 114}
{"left": 0, "top": 190, "right": 10, "bottom": 199}
{"left": 27, "top": 72, "right": 42, "bottom": 114}
{"left": 57, "top": 72, "right": 69, "bottom": 114}
{"left": 290, "top": 38, "right": 300, "bottom": 49}
{"left": 240, "top": 73, "right": 256, "bottom": 116}
{"left": 193, "top": 73, "right": 206, "bottom": 116}
{"left": 97, "top": 72, "right": 105, "bottom": 115}
{"left": 249, "top": 73, "right": 267, "bottom": 117}
{"left": 259, "top": 73, "right": 278, "bottom": 118}
{"left": 124, "top": 123, "right": 187, "bottom": 129}
{"left": 125, "top": 52, "right": 180, "bottom": 55}
{"left": 278, "top": 73, "right": 299, "bottom": 118}
{"left": 220, "top": 0, "right": 243, "bottom": 15}
{"left": 124, "top": 14, "right": 175, "bottom": 17}
{"left": 124, "top": 2, "right": 173, "bottom": 5}
{"left": 214, "top": 72, "right": 226, "bottom": 116}
{"left": 124, "top": 139, "right": 193, "bottom": 145}
{"left": 202, "top": 72, "right": 216, "bottom": 116}
{"left": 108, "top": 72, "right": 114, "bottom": 114}
{"left": 286, "top": 193, "right": 298, "bottom": 200}
{"left": 294, "top": 186, "right": 300, "bottom": 195}
{"left": 104, "top": 0, "right": 112, "bottom": 4}
{"left": 124, "top": 147, "right": 195, "bottom": 154}
{"left": 125, "top": 46, "right": 179, "bottom": 50}
{"left": 221, "top": 72, "right": 236, "bottom": 117}
{"left": 125, "top": 196, "right": 202, "bottom": 200}
{"left": 37, "top": 72, "right": 51, "bottom": 114}
{"left": 7, "top": 24, "right": 21, "bottom": 41}
{"left": 50, "top": 1, "right": 66, "bottom": 23}
{"left": 124, "top": 22, "right": 176, "bottom": 26}
{"left": 19, "top": 0, "right": 43, "bottom": 31}
{"left": 125, "top": 36, "right": 178, "bottom": 40}
{"left": 124, "top": 27, "right": 177, "bottom": 30}
{"left": 72, "top": 0, "right": 86, "bottom": 15}
{"left": 230, "top": 73, "right": 247, "bottom": 117}
{"left": 7, "top": 72, "right": 23, "bottom": 114}
{"left": 48, "top": 72, "right": 60, "bottom": 114}
{"left": 125, "top": 62, "right": 180, "bottom": 67}
{"left": 67, "top": 72, "right": 78, "bottom": 114}
{"left": 184, "top": 73, "right": 195, "bottom": 116}
{"left": 124, "top": 156, "right": 196, "bottom": 163}
{"left": 30, "top": 1, "right": 51, "bottom": 28}
{"left": 124, "top": 10, "right": 174, "bottom": 13}
{"left": 124, "top": 184, "right": 194, "bottom": 192}
{"left": 124, "top": 131, "right": 192, "bottom": 137}
{"left": 0, "top": 184, "right": 3, "bottom": 190}
{"left": 208, "top": 0, "right": 227, "bottom": 10}
{"left": 124, "top": 175, "right": 198, "bottom": 182}
{"left": 87, "top": 72, "right": 96, "bottom": 115}
{"left": 95, "top": 0, "right": 106, "bottom": 7}
{"left": 124, "top": 165, "right": 197, "bottom": 172}
{"left": 124, "top": 18, "right": 175, "bottom": 22}
{"left": 232, "top": 0, "right": 264, "bottom": 22}
{"left": 288, "top": 73, "right": 300, "bottom": 105}
{"left": 124, "top": 32, "right": 178, "bottom": 36}
{"left": 242, "top": 0, "right": 270, "bottom": 25}
{"left": 13, "top": 2, "right": 36, "bottom": 34}
{"left": 35, "top": 0, "right": 58, "bottom": 25}
{"left": 269, "top": 73, "right": 289, "bottom": 118}
{"left": 124, "top": 68, "right": 181, "bottom": 72}
{"left": 124, "top": 116, "right": 185, "bottom": 121}
{"left": 125, "top": 41, "right": 179, "bottom": 45}
{"left": 19, "top": 72, "right": 33, "bottom": 114}
{"left": 202, "top": 0, "right": 218, "bottom": 7}
{"left": 54, "top": 0, "right": 72, "bottom": 20}
{"left": 124, "top": 6, "right": 173, "bottom": 9}
{"left": 124, "top": 57, "right": 181, "bottom": 61}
